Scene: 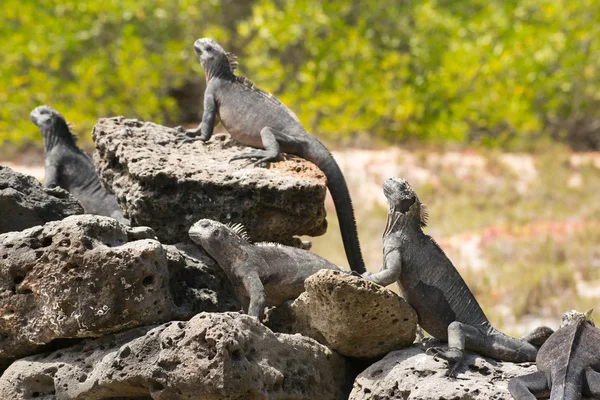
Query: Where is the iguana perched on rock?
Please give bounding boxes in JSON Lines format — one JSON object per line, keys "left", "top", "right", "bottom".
{"left": 363, "top": 177, "right": 554, "bottom": 377}
{"left": 177, "top": 37, "right": 366, "bottom": 274}
{"left": 30, "top": 105, "right": 128, "bottom": 225}
{"left": 509, "top": 309, "right": 600, "bottom": 400}
{"left": 189, "top": 218, "right": 340, "bottom": 321}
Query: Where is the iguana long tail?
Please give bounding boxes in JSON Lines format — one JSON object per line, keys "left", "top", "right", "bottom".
{"left": 304, "top": 140, "right": 366, "bottom": 274}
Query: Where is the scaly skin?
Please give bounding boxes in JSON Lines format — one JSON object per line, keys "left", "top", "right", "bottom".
{"left": 363, "top": 177, "right": 554, "bottom": 377}
{"left": 30, "top": 105, "right": 128, "bottom": 225}
{"left": 509, "top": 310, "right": 600, "bottom": 400}
{"left": 177, "top": 38, "right": 365, "bottom": 274}
{"left": 189, "top": 219, "right": 340, "bottom": 321}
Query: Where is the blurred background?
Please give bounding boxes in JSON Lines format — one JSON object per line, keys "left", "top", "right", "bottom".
{"left": 1, "top": 0, "right": 599, "bottom": 335}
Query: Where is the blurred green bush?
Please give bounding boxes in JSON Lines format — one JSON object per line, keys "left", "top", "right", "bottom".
{"left": 1, "top": 0, "right": 599, "bottom": 149}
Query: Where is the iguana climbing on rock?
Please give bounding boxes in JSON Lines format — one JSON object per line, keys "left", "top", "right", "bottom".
{"left": 509, "top": 309, "right": 600, "bottom": 400}
{"left": 189, "top": 218, "right": 340, "bottom": 321}
{"left": 177, "top": 37, "right": 366, "bottom": 274}
{"left": 30, "top": 105, "right": 128, "bottom": 225}
{"left": 363, "top": 177, "right": 554, "bottom": 377}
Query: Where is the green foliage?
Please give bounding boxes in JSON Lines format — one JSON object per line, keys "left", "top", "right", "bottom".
{"left": 1, "top": 0, "right": 599, "bottom": 149}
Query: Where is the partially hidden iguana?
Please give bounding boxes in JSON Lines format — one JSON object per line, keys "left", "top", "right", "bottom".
{"left": 188, "top": 218, "right": 340, "bottom": 321}
{"left": 30, "top": 105, "right": 128, "bottom": 225}
{"left": 176, "top": 37, "right": 365, "bottom": 274}
{"left": 509, "top": 309, "right": 600, "bottom": 400}
{"left": 362, "top": 177, "right": 554, "bottom": 377}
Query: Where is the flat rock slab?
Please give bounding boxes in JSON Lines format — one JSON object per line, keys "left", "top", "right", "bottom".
{"left": 0, "top": 215, "right": 237, "bottom": 368}
{"left": 266, "top": 270, "right": 417, "bottom": 358}
{"left": 0, "top": 166, "right": 83, "bottom": 234}
{"left": 92, "top": 117, "right": 328, "bottom": 244}
{"left": 350, "top": 341, "right": 538, "bottom": 400}
{"left": 0, "top": 312, "right": 347, "bottom": 400}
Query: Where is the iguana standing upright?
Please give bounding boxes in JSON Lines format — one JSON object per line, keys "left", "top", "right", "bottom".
{"left": 188, "top": 218, "right": 340, "bottom": 321}
{"left": 177, "top": 37, "right": 365, "bottom": 274}
{"left": 509, "top": 309, "right": 600, "bottom": 400}
{"left": 363, "top": 177, "right": 554, "bottom": 377}
{"left": 30, "top": 105, "right": 128, "bottom": 225}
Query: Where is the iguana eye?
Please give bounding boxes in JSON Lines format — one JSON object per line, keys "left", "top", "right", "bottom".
{"left": 205, "top": 45, "right": 213, "bottom": 52}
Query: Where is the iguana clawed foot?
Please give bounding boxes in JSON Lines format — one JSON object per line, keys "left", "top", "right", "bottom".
{"left": 426, "top": 346, "right": 465, "bottom": 378}
{"left": 229, "top": 150, "right": 278, "bottom": 167}
{"left": 173, "top": 126, "right": 207, "bottom": 143}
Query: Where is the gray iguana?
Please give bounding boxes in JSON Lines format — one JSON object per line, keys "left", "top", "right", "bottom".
{"left": 509, "top": 309, "right": 600, "bottom": 400}
{"left": 176, "top": 37, "right": 365, "bottom": 274}
{"left": 363, "top": 177, "right": 554, "bottom": 376}
{"left": 30, "top": 105, "right": 128, "bottom": 225}
{"left": 188, "top": 218, "right": 340, "bottom": 321}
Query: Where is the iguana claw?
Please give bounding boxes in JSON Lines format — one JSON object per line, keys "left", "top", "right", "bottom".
{"left": 426, "top": 346, "right": 465, "bottom": 378}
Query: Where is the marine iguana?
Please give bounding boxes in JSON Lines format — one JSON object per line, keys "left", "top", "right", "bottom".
{"left": 508, "top": 309, "right": 600, "bottom": 400}
{"left": 188, "top": 218, "right": 340, "bottom": 321}
{"left": 30, "top": 105, "right": 128, "bottom": 225}
{"left": 176, "top": 37, "right": 366, "bottom": 274}
{"left": 363, "top": 177, "right": 554, "bottom": 377}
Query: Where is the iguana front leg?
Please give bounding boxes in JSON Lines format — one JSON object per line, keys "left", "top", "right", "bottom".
{"left": 362, "top": 248, "right": 402, "bottom": 286}
{"left": 176, "top": 93, "right": 217, "bottom": 142}
{"left": 241, "top": 272, "right": 267, "bottom": 321}
{"left": 229, "top": 127, "right": 281, "bottom": 167}
{"left": 43, "top": 161, "right": 60, "bottom": 188}
{"left": 507, "top": 371, "right": 549, "bottom": 399}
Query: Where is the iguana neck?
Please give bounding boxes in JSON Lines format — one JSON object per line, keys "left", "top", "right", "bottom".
{"left": 42, "top": 120, "right": 78, "bottom": 153}
{"left": 204, "top": 63, "right": 235, "bottom": 82}
{"left": 383, "top": 210, "right": 422, "bottom": 237}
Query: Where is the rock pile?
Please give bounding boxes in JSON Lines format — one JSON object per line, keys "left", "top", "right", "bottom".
{"left": 0, "top": 119, "right": 536, "bottom": 399}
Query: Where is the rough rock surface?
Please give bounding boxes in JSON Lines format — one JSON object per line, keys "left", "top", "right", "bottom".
{"left": 0, "top": 312, "right": 347, "bottom": 400}
{"left": 92, "top": 117, "right": 328, "bottom": 244}
{"left": 0, "top": 166, "right": 83, "bottom": 234}
{"left": 0, "top": 215, "right": 238, "bottom": 367}
{"left": 350, "top": 341, "right": 538, "bottom": 400}
{"left": 266, "top": 270, "right": 417, "bottom": 358}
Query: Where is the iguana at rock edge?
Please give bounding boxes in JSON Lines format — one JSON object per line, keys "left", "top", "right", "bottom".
{"left": 188, "top": 218, "right": 341, "bottom": 321}
{"left": 509, "top": 309, "right": 600, "bottom": 400}
{"left": 362, "top": 177, "right": 554, "bottom": 377}
{"left": 176, "top": 37, "right": 366, "bottom": 274}
{"left": 30, "top": 105, "right": 128, "bottom": 225}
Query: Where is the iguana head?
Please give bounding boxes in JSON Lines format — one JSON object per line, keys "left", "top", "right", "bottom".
{"left": 189, "top": 219, "right": 249, "bottom": 258}
{"left": 559, "top": 309, "right": 595, "bottom": 328}
{"left": 30, "top": 105, "right": 77, "bottom": 147}
{"left": 193, "top": 38, "right": 237, "bottom": 80}
{"left": 383, "top": 177, "right": 428, "bottom": 231}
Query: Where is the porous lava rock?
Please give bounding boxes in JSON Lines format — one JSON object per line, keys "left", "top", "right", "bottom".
{"left": 92, "top": 117, "right": 328, "bottom": 244}
{"left": 0, "top": 215, "right": 237, "bottom": 368}
{"left": 0, "top": 312, "right": 346, "bottom": 400}
{"left": 266, "top": 269, "right": 417, "bottom": 358}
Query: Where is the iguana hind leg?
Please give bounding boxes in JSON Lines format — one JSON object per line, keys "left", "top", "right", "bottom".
{"left": 507, "top": 371, "right": 549, "bottom": 400}
{"left": 428, "top": 321, "right": 539, "bottom": 377}
{"left": 229, "top": 127, "right": 280, "bottom": 167}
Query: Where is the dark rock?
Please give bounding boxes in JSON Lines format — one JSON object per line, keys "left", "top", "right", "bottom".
{"left": 92, "top": 117, "right": 328, "bottom": 244}
{"left": 0, "top": 165, "right": 83, "bottom": 234}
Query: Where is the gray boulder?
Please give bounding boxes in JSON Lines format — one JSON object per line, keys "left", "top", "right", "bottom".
{"left": 0, "top": 312, "right": 346, "bottom": 400}
{"left": 350, "top": 341, "right": 537, "bottom": 400}
{"left": 266, "top": 270, "right": 417, "bottom": 358}
{"left": 0, "top": 165, "right": 83, "bottom": 234}
{"left": 92, "top": 117, "right": 328, "bottom": 244}
{"left": 0, "top": 215, "right": 237, "bottom": 368}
